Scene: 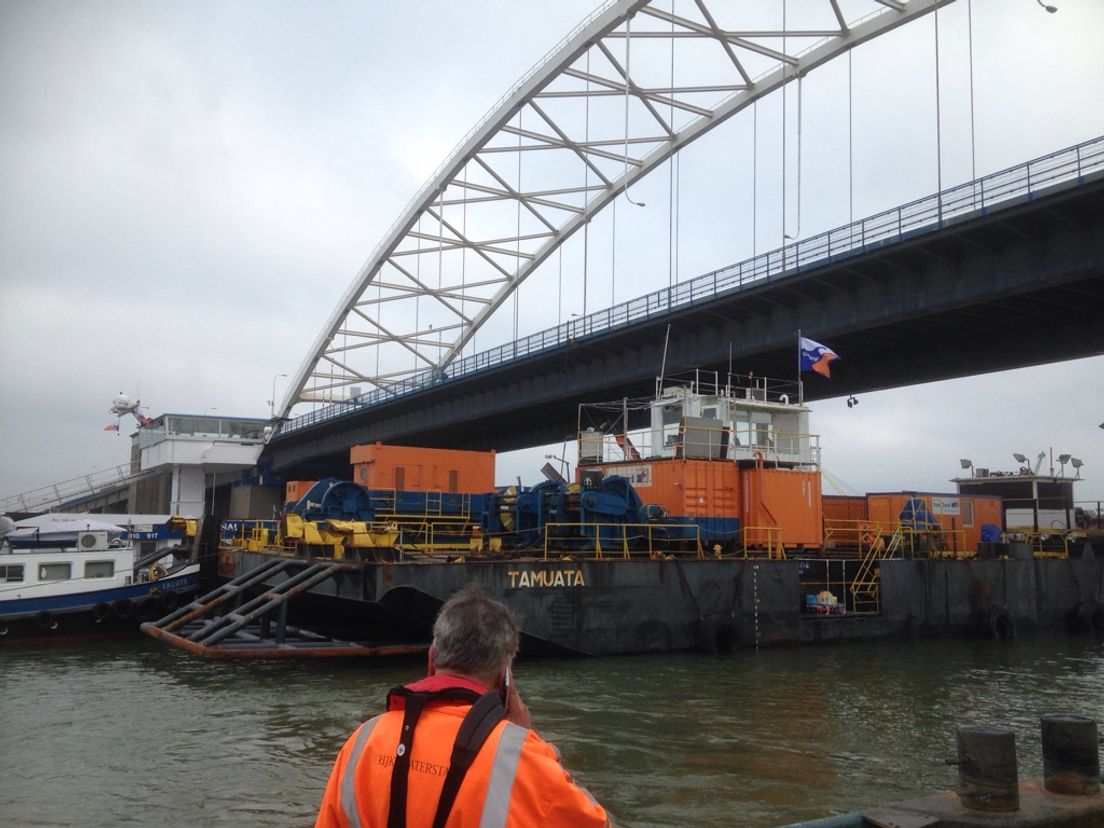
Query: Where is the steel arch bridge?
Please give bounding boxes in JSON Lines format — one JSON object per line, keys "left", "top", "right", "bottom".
{"left": 281, "top": 0, "right": 952, "bottom": 419}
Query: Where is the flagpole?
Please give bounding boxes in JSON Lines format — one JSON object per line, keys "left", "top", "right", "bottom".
{"left": 797, "top": 329, "right": 804, "bottom": 405}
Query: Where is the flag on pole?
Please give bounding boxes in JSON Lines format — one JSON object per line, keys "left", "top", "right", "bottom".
{"left": 799, "top": 337, "right": 839, "bottom": 378}
{"left": 104, "top": 422, "right": 120, "bottom": 432}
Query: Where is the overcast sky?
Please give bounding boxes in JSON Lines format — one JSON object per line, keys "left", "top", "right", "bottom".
{"left": 2, "top": 0, "right": 1103, "bottom": 508}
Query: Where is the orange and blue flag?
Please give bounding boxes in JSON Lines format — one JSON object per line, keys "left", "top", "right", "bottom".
{"left": 799, "top": 337, "right": 839, "bottom": 378}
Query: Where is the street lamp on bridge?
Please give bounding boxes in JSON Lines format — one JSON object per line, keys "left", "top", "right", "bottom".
{"left": 269, "top": 373, "right": 288, "bottom": 419}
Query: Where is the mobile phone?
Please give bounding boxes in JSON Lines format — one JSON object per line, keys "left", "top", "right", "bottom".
{"left": 501, "top": 667, "right": 511, "bottom": 709}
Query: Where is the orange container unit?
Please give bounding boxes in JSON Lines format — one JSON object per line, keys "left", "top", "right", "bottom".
{"left": 741, "top": 467, "right": 823, "bottom": 549}
{"left": 866, "top": 492, "right": 1003, "bottom": 551}
{"left": 822, "top": 495, "right": 867, "bottom": 524}
{"left": 590, "top": 458, "right": 740, "bottom": 521}
{"left": 822, "top": 495, "right": 867, "bottom": 552}
{"left": 285, "top": 480, "right": 318, "bottom": 503}
{"left": 349, "top": 443, "right": 495, "bottom": 494}
{"left": 865, "top": 494, "right": 900, "bottom": 530}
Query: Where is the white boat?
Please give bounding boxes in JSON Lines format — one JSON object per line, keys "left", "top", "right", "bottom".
{"left": 0, "top": 516, "right": 201, "bottom": 642}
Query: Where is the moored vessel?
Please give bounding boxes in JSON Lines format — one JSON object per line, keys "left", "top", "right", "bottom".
{"left": 0, "top": 515, "right": 201, "bottom": 643}
{"left": 141, "top": 369, "right": 1103, "bottom": 658}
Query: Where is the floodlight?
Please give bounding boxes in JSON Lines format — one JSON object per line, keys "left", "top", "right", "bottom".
{"left": 1071, "top": 457, "right": 1083, "bottom": 468}
{"left": 960, "top": 459, "right": 973, "bottom": 470}
{"left": 1058, "top": 453, "right": 1071, "bottom": 464}
{"left": 1013, "top": 453, "right": 1028, "bottom": 464}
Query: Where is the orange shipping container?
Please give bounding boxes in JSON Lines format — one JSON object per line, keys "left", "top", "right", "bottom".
{"left": 822, "top": 495, "right": 867, "bottom": 551}
{"left": 285, "top": 480, "right": 318, "bottom": 503}
{"left": 742, "top": 467, "right": 823, "bottom": 549}
{"left": 349, "top": 443, "right": 495, "bottom": 494}
{"left": 589, "top": 458, "right": 740, "bottom": 521}
{"left": 822, "top": 495, "right": 867, "bottom": 524}
{"left": 865, "top": 492, "right": 1002, "bottom": 551}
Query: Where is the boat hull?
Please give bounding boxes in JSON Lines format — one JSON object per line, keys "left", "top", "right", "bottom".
{"left": 0, "top": 570, "right": 201, "bottom": 644}
{"left": 225, "top": 550, "right": 1104, "bottom": 656}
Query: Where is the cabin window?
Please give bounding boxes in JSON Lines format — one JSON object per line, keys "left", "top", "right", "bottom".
{"left": 732, "top": 410, "right": 773, "bottom": 448}
{"left": 661, "top": 404, "right": 683, "bottom": 448}
{"left": 962, "top": 499, "right": 975, "bottom": 527}
{"left": 0, "top": 564, "right": 24, "bottom": 582}
{"left": 39, "top": 563, "right": 71, "bottom": 581}
{"left": 85, "top": 561, "right": 115, "bottom": 579}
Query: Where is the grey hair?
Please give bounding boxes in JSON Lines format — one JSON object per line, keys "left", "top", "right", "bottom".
{"left": 432, "top": 583, "right": 520, "bottom": 677}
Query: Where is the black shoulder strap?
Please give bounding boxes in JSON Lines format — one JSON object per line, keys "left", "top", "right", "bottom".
{"left": 431, "top": 691, "right": 507, "bottom": 828}
{"left": 384, "top": 685, "right": 502, "bottom": 828}
{"left": 386, "top": 693, "right": 427, "bottom": 828}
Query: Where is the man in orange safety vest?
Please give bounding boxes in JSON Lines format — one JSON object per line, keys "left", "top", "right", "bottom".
{"left": 315, "top": 584, "right": 611, "bottom": 828}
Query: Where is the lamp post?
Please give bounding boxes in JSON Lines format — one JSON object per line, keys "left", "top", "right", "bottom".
{"left": 269, "top": 373, "right": 288, "bottom": 419}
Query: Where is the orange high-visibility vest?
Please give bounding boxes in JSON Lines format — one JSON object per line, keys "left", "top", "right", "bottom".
{"left": 315, "top": 694, "right": 609, "bottom": 828}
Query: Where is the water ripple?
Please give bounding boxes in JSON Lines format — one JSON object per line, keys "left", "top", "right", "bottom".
{"left": 1, "top": 636, "right": 1101, "bottom": 826}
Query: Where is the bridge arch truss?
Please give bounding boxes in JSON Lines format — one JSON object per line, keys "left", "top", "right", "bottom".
{"left": 283, "top": 0, "right": 950, "bottom": 417}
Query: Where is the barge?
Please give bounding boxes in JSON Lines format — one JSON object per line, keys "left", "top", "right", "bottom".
{"left": 142, "top": 371, "right": 1103, "bottom": 657}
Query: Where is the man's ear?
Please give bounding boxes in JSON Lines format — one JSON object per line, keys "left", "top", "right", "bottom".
{"left": 427, "top": 645, "right": 436, "bottom": 676}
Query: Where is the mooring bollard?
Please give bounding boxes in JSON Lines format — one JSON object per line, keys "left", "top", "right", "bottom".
{"left": 1041, "top": 713, "right": 1101, "bottom": 796}
{"left": 955, "top": 725, "right": 1020, "bottom": 812}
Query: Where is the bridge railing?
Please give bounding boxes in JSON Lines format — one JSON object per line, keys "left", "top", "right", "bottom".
{"left": 1, "top": 463, "right": 135, "bottom": 514}
{"left": 280, "top": 134, "right": 1104, "bottom": 436}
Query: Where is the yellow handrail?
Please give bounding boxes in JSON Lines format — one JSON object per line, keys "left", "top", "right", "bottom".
{"left": 741, "top": 525, "right": 785, "bottom": 559}
{"left": 541, "top": 522, "right": 704, "bottom": 559}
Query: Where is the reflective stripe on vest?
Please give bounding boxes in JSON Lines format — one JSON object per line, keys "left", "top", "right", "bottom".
{"left": 478, "top": 723, "right": 527, "bottom": 828}
{"left": 342, "top": 715, "right": 383, "bottom": 828}
{"left": 338, "top": 716, "right": 528, "bottom": 828}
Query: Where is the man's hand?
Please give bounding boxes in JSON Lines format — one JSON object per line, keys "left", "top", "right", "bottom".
{"left": 505, "top": 676, "right": 532, "bottom": 728}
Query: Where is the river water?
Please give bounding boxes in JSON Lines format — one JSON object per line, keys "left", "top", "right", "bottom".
{"left": 2, "top": 634, "right": 1102, "bottom": 827}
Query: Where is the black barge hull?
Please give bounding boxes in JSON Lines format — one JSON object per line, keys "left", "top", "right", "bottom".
{"left": 225, "top": 550, "right": 1104, "bottom": 656}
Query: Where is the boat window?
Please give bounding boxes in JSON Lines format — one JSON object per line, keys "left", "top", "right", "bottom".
{"left": 731, "top": 410, "right": 774, "bottom": 449}
{"left": 39, "top": 563, "right": 72, "bottom": 581}
{"left": 962, "top": 499, "right": 975, "bottom": 527}
{"left": 85, "top": 560, "right": 115, "bottom": 578}
{"left": 0, "top": 564, "right": 24, "bottom": 582}
{"left": 661, "top": 404, "right": 683, "bottom": 449}
{"left": 661, "top": 404, "right": 683, "bottom": 425}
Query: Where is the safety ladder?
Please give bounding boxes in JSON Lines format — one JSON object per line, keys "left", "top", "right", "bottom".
{"left": 140, "top": 557, "right": 426, "bottom": 659}
{"left": 849, "top": 522, "right": 901, "bottom": 614}
{"left": 425, "top": 490, "right": 443, "bottom": 515}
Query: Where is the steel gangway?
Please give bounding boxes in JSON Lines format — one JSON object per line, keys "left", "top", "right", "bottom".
{"left": 141, "top": 556, "right": 426, "bottom": 659}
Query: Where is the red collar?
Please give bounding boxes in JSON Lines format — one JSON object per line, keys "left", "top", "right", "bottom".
{"left": 407, "top": 674, "right": 489, "bottom": 695}
{"left": 387, "top": 674, "right": 491, "bottom": 711}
